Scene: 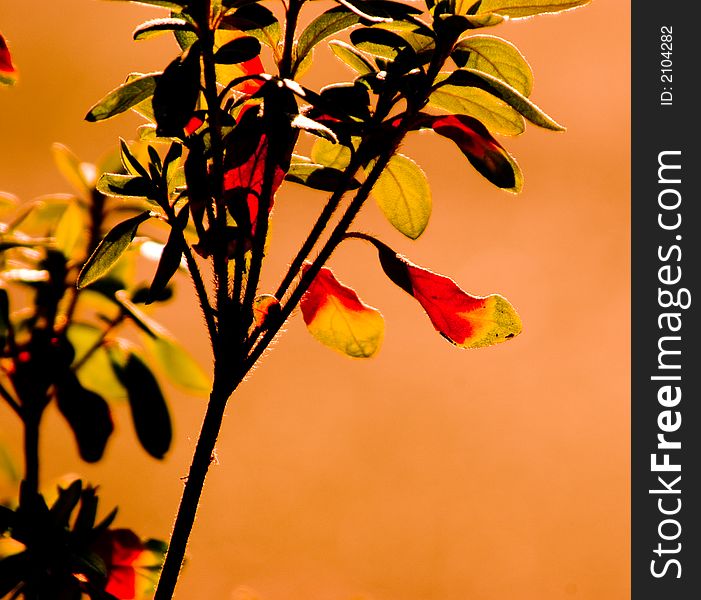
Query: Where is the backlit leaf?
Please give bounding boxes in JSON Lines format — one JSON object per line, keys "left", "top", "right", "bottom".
{"left": 429, "top": 76, "right": 524, "bottom": 135}
{"left": 112, "top": 351, "right": 171, "bottom": 459}
{"left": 222, "top": 3, "right": 282, "bottom": 50}
{"left": 371, "top": 154, "right": 431, "bottom": 240}
{"left": 350, "top": 27, "right": 413, "bottom": 60}
{"left": 476, "top": 0, "right": 590, "bottom": 19}
{"left": 54, "top": 200, "right": 85, "bottom": 258}
{"left": 329, "top": 40, "right": 376, "bottom": 75}
{"left": 96, "top": 173, "right": 157, "bottom": 201}
{"left": 133, "top": 17, "right": 195, "bottom": 41}
{"left": 78, "top": 212, "right": 152, "bottom": 289}
{"left": 290, "top": 113, "right": 338, "bottom": 142}
{"left": 286, "top": 159, "right": 360, "bottom": 192}
{"left": 440, "top": 69, "right": 565, "bottom": 131}
{"left": 51, "top": 143, "right": 94, "bottom": 198}
{"left": 301, "top": 264, "right": 384, "bottom": 358}
{"left": 452, "top": 35, "right": 533, "bottom": 96}
{"left": 113, "top": 290, "right": 163, "bottom": 338}
{"left": 311, "top": 137, "right": 352, "bottom": 170}
{"left": 366, "top": 237, "right": 522, "bottom": 348}
{"left": 294, "top": 8, "right": 361, "bottom": 74}
{"left": 86, "top": 73, "right": 159, "bottom": 122}
{"left": 68, "top": 323, "right": 126, "bottom": 401}
{"left": 142, "top": 333, "right": 210, "bottom": 395}
{"left": 430, "top": 114, "right": 522, "bottom": 191}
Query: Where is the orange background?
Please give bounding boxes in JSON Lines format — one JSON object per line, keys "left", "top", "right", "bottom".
{"left": 0, "top": 1, "right": 630, "bottom": 599}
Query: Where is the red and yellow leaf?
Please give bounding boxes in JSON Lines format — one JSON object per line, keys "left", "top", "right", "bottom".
{"left": 301, "top": 264, "right": 384, "bottom": 358}
{"left": 92, "top": 529, "right": 166, "bottom": 600}
{"left": 362, "top": 236, "right": 522, "bottom": 348}
{"left": 0, "top": 32, "right": 17, "bottom": 85}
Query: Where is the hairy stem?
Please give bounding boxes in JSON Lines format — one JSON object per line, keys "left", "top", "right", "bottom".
{"left": 153, "top": 375, "right": 240, "bottom": 600}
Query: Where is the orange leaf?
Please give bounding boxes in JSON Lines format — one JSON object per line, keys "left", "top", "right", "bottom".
{"left": 301, "top": 264, "right": 384, "bottom": 358}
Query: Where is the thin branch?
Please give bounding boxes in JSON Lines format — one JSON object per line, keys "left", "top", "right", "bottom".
{"left": 0, "top": 381, "right": 21, "bottom": 416}
{"left": 70, "top": 314, "right": 124, "bottom": 373}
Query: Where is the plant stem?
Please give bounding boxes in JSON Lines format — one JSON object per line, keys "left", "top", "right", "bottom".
{"left": 70, "top": 314, "right": 124, "bottom": 373}
{"left": 279, "top": 0, "right": 304, "bottom": 78}
{"left": 246, "top": 140, "right": 401, "bottom": 370}
{"left": 23, "top": 408, "right": 40, "bottom": 498}
{"left": 153, "top": 374, "right": 240, "bottom": 600}
{"left": 0, "top": 382, "right": 21, "bottom": 416}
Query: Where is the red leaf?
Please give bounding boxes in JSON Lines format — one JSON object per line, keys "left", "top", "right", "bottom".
{"left": 238, "top": 57, "right": 265, "bottom": 94}
{"left": 364, "top": 237, "right": 522, "bottom": 348}
{"left": 223, "top": 108, "right": 287, "bottom": 237}
{"left": 430, "top": 114, "right": 520, "bottom": 190}
{"left": 0, "top": 32, "right": 17, "bottom": 84}
{"left": 184, "top": 111, "right": 206, "bottom": 136}
{"left": 93, "top": 529, "right": 144, "bottom": 600}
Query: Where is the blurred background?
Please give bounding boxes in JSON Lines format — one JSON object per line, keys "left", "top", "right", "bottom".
{"left": 0, "top": 1, "right": 630, "bottom": 599}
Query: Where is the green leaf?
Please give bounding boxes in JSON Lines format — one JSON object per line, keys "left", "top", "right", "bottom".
{"left": 54, "top": 200, "right": 85, "bottom": 259}
{"left": 439, "top": 68, "right": 565, "bottom": 131}
{"left": 452, "top": 35, "right": 533, "bottom": 96}
{"left": 214, "top": 36, "right": 261, "bottom": 64}
{"left": 311, "top": 137, "right": 352, "bottom": 170}
{"left": 429, "top": 76, "right": 524, "bottom": 135}
{"left": 85, "top": 73, "right": 159, "bottom": 122}
{"left": 286, "top": 159, "right": 360, "bottom": 192}
{"left": 113, "top": 289, "right": 163, "bottom": 338}
{"left": 77, "top": 212, "right": 151, "bottom": 289}
{"left": 329, "top": 40, "right": 376, "bottom": 75}
{"left": 221, "top": 4, "right": 281, "bottom": 50}
{"left": 134, "top": 17, "right": 195, "bottom": 41}
{"left": 120, "top": 138, "right": 151, "bottom": 178}
{"left": 371, "top": 154, "right": 431, "bottom": 240}
{"left": 51, "top": 143, "right": 94, "bottom": 198}
{"left": 292, "top": 1, "right": 423, "bottom": 71}
{"left": 112, "top": 351, "right": 172, "bottom": 459}
{"left": 294, "top": 8, "right": 360, "bottom": 74}
{"left": 96, "top": 173, "right": 157, "bottom": 200}
{"left": 476, "top": 0, "right": 590, "bottom": 19}
{"left": 152, "top": 44, "right": 201, "bottom": 137}
{"left": 68, "top": 323, "right": 126, "bottom": 401}
{"left": 350, "top": 27, "right": 413, "bottom": 60}
{"left": 142, "top": 333, "right": 210, "bottom": 395}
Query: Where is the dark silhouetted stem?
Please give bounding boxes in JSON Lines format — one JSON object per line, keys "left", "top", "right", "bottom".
{"left": 153, "top": 373, "right": 240, "bottom": 600}
{"left": 23, "top": 409, "right": 40, "bottom": 499}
